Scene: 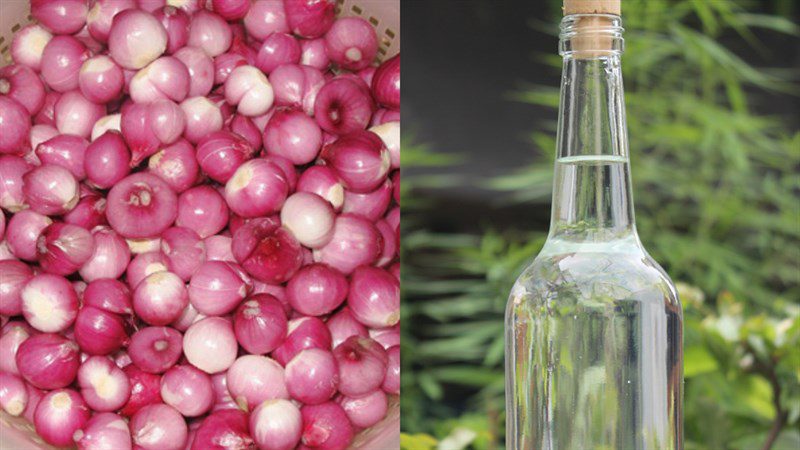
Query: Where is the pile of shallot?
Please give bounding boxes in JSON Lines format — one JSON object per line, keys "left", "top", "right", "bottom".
{"left": 0, "top": 0, "right": 400, "bottom": 448}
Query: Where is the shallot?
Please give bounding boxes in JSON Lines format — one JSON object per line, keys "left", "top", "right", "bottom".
{"left": 3, "top": 3, "right": 401, "bottom": 446}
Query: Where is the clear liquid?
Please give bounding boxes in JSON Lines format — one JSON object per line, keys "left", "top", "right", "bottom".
{"left": 505, "top": 157, "right": 683, "bottom": 450}
{"left": 550, "top": 155, "right": 633, "bottom": 240}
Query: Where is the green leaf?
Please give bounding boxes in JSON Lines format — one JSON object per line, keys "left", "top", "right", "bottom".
{"left": 729, "top": 430, "right": 800, "bottom": 450}
{"left": 684, "top": 345, "right": 720, "bottom": 377}
{"left": 400, "top": 433, "right": 439, "bottom": 450}
{"left": 417, "top": 372, "right": 443, "bottom": 401}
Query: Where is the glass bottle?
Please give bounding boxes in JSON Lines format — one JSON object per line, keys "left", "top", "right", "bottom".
{"left": 504, "top": 13, "right": 683, "bottom": 450}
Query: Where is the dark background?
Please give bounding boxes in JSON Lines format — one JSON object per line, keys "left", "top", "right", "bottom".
{"left": 402, "top": 0, "right": 800, "bottom": 233}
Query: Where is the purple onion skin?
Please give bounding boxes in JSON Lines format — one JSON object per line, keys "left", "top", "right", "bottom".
{"left": 31, "top": 0, "right": 88, "bottom": 35}
{"left": 21, "top": 273, "right": 79, "bottom": 333}
{"left": 161, "top": 226, "right": 207, "bottom": 281}
{"left": 74, "top": 306, "right": 129, "bottom": 355}
{"left": 264, "top": 108, "right": 322, "bottom": 165}
{"left": 16, "top": 333, "right": 81, "bottom": 390}
{"left": 74, "top": 412, "right": 133, "bottom": 450}
{"left": 255, "top": 33, "right": 301, "bottom": 74}
{"left": 1, "top": 65, "right": 46, "bottom": 116}
{"left": 34, "top": 91, "right": 61, "bottom": 127}
{"left": 324, "top": 17, "right": 378, "bottom": 71}
{"left": 188, "top": 10, "right": 232, "bottom": 58}
{"left": 285, "top": 348, "right": 338, "bottom": 405}
{"left": 263, "top": 154, "right": 298, "bottom": 191}
{"left": 327, "top": 307, "right": 368, "bottom": 348}
{"left": 0, "top": 321, "right": 32, "bottom": 375}
{"left": 128, "top": 326, "right": 183, "bottom": 374}
{"left": 233, "top": 220, "right": 304, "bottom": 284}
{"left": 0, "top": 155, "right": 32, "bottom": 211}
{"left": 34, "top": 388, "right": 91, "bottom": 447}
{"left": 120, "top": 365, "right": 162, "bottom": 417}
{"left": 314, "top": 78, "right": 374, "bottom": 136}
{"left": 160, "top": 364, "right": 214, "bottom": 417}
{"left": 61, "top": 192, "right": 107, "bottom": 230}
{"left": 106, "top": 173, "right": 178, "bottom": 239}
{"left": 10, "top": 25, "right": 52, "bottom": 72}
{"left": 77, "top": 355, "right": 132, "bottom": 412}
{"left": 87, "top": 0, "right": 136, "bottom": 43}
{"left": 244, "top": 0, "right": 289, "bottom": 40}
{"left": 212, "top": 0, "right": 251, "bottom": 21}
{"left": 320, "top": 130, "right": 390, "bottom": 193}
{"left": 120, "top": 102, "right": 160, "bottom": 165}
{"left": 228, "top": 114, "right": 263, "bottom": 150}
{"left": 32, "top": 135, "right": 86, "bottom": 181}
{"left": 6, "top": 210, "right": 53, "bottom": 261}
{"left": 148, "top": 139, "right": 199, "bottom": 193}
{"left": 215, "top": 52, "right": 247, "bottom": 85}
{"left": 224, "top": 158, "right": 289, "bottom": 219}
{"left": 357, "top": 66, "right": 376, "bottom": 88}
{"left": 249, "top": 399, "right": 302, "bottom": 450}
{"left": 272, "top": 316, "right": 332, "bottom": 366}
{"left": 299, "top": 401, "right": 354, "bottom": 450}
{"left": 183, "top": 317, "right": 238, "bottom": 374}
{"left": 313, "top": 214, "right": 382, "bottom": 275}
{"left": 196, "top": 130, "right": 255, "bottom": 184}
{"left": 79, "top": 55, "right": 125, "bottom": 104}
{"left": 107, "top": 9, "right": 168, "bottom": 70}
{"left": 284, "top": 0, "right": 336, "bottom": 39}
{"left": 154, "top": 6, "right": 191, "bottom": 55}
{"left": 174, "top": 47, "right": 214, "bottom": 97}
{"left": 340, "top": 389, "right": 388, "bottom": 429}
{"left": 176, "top": 185, "right": 229, "bottom": 238}
{"left": 0, "top": 371, "right": 28, "bottom": 417}
{"left": 371, "top": 108, "right": 400, "bottom": 126}
{"left": 286, "top": 263, "right": 348, "bottom": 317}
{"left": 226, "top": 354, "right": 289, "bottom": 410}
{"left": 0, "top": 97, "right": 32, "bottom": 156}
{"left": 130, "top": 403, "right": 188, "bottom": 450}
{"left": 383, "top": 345, "right": 400, "bottom": 394}
{"left": 40, "top": 36, "right": 90, "bottom": 93}
{"left": 133, "top": 271, "right": 189, "bottom": 326}
{"left": 372, "top": 54, "right": 400, "bottom": 109}
{"left": 83, "top": 278, "right": 132, "bottom": 315}
{"left": 80, "top": 225, "right": 131, "bottom": 281}
{"left": 271, "top": 64, "right": 325, "bottom": 116}
{"left": 188, "top": 260, "right": 250, "bottom": 316}
{"left": 36, "top": 222, "right": 95, "bottom": 276}
{"left": 84, "top": 131, "right": 131, "bottom": 189}
{"left": 0, "top": 260, "right": 33, "bottom": 316}
{"left": 192, "top": 409, "right": 255, "bottom": 450}
{"left": 347, "top": 265, "right": 400, "bottom": 329}
{"left": 333, "top": 336, "right": 388, "bottom": 398}
{"left": 23, "top": 163, "right": 81, "bottom": 215}
{"left": 343, "top": 178, "right": 393, "bottom": 221}
{"left": 233, "top": 293, "right": 288, "bottom": 355}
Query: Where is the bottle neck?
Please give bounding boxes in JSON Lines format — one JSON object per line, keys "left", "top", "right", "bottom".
{"left": 548, "top": 15, "right": 638, "bottom": 244}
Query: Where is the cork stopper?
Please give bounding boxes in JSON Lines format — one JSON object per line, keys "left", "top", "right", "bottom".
{"left": 563, "top": 0, "right": 621, "bottom": 16}
{"left": 562, "top": 0, "right": 621, "bottom": 57}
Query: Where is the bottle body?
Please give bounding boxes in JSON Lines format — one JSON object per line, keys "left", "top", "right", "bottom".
{"left": 505, "top": 234, "right": 683, "bottom": 450}
{"left": 505, "top": 14, "right": 683, "bottom": 449}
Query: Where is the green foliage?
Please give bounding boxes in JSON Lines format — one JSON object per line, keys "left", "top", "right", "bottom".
{"left": 402, "top": 0, "right": 799, "bottom": 449}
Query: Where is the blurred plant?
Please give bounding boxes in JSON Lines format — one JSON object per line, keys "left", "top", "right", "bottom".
{"left": 402, "top": 0, "right": 799, "bottom": 449}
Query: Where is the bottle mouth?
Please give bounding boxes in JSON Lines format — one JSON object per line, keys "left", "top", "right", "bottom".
{"left": 559, "top": 14, "right": 624, "bottom": 57}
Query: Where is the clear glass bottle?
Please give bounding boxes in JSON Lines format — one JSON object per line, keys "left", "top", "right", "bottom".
{"left": 505, "top": 13, "right": 683, "bottom": 450}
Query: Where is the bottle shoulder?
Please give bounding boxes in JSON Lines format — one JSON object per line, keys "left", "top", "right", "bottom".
{"left": 508, "top": 242, "right": 680, "bottom": 313}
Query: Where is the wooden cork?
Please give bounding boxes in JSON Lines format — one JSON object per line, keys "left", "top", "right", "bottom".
{"left": 563, "top": 0, "right": 621, "bottom": 56}
{"left": 563, "top": 0, "right": 621, "bottom": 15}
